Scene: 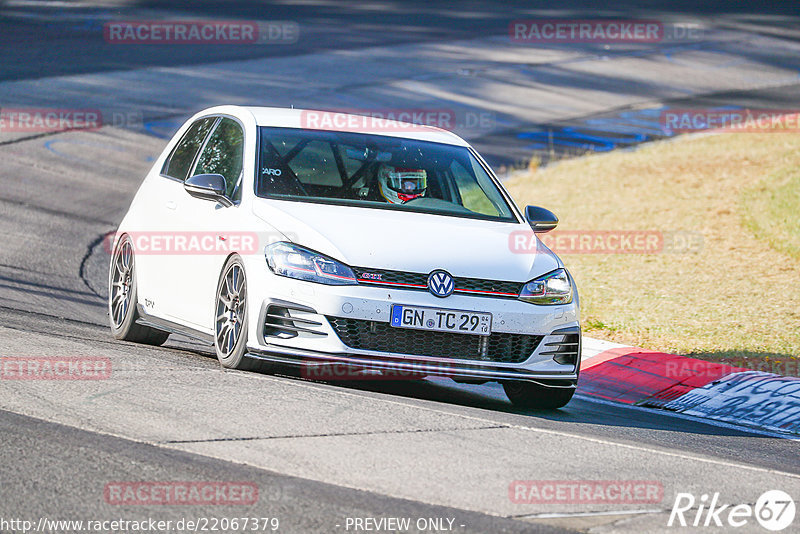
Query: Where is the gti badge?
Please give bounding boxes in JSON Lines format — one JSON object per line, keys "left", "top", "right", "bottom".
{"left": 427, "top": 270, "right": 455, "bottom": 298}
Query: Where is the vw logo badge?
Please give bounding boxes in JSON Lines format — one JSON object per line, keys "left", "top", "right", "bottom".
{"left": 427, "top": 270, "right": 455, "bottom": 298}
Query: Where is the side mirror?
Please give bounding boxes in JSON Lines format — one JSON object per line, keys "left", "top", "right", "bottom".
{"left": 525, "top": 205, "right": 558, "bottom": 233}
{"left": 184, "top": 174, "right": 232, "bottom": 207}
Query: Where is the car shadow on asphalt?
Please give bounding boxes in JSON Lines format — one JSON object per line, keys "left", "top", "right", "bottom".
{"left": 164, "top": 338, "right": 781, "bottom": 439}
{"left": 265, "top": 370, "right": 781, "bottom": 438}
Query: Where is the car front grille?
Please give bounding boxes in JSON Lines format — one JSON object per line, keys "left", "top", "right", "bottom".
{"left": 327, "top": 317, "right": 543, "bottom": 364}
{"left": 351, "top": 267, "right": 523, "bottom": 298}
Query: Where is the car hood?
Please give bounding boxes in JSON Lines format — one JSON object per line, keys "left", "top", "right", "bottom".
{"left": 251, "top": 199, "right": 561, "bottom": 282}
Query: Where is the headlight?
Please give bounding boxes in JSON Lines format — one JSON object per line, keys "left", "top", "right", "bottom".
{"left": 265, "top": 242, "right": 357, "bottom": 285}
{"left": 518, "top": 268, "right": 573, "bottom": 305}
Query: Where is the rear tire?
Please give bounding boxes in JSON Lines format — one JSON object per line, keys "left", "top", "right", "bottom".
{"left": 503, "top": 381, "right": 575, "bottom": 409}
{"left": 108, "top": 235, "right": 169, "bottom": 345}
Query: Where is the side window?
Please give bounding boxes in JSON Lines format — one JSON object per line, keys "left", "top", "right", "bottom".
{"left": 162, "top": 118, "right": 216, "bottom": 181}
{"left": 449, "top": 159, "right": 500, "bottom": 216}
{"left": 192, "top": 118, "right": 245, "bottom": 201}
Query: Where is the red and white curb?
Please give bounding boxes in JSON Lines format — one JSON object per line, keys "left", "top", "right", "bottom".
{"left": 580, "top": 338, "right": 800, "bottom": 436}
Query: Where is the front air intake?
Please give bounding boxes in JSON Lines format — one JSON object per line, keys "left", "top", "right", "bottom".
{"left": 539, "top": 326, "right": 581, "bottom": 368}
{"left": 263, "top": 302, "right": 326, "bottom": 339}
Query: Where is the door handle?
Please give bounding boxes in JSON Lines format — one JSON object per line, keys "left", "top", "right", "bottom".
{"left": 165, "top": 200, "right": 177, "bottom": 210}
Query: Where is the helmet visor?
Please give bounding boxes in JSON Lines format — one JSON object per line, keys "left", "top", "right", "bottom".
{"left": 385, "top": 168, "right": 427, "bottom": 195}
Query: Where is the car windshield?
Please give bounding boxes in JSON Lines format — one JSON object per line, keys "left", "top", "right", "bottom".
{"left": 255, "top": 127, "right": 517, "bottom": 222}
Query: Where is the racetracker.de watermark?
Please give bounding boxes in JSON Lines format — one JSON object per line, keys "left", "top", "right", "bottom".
{"left": 0, "top": 357, "right": 111, "bottom": 380}
{"left": 1, "top": 517, "right": 280, "bottom": 533}
{"left": 666, "top": 359, "right": 800, "bottom": 380}
{"left": 104, "top": 482, "right": 259, "bottom": 506}
{"left": 104, "top": 231, "right": 261, "bottom": 255}
{"left": 509, "top": 230, "right": 703, "bottom": 254}
{"left": 509, "top": 480, "right": 663, "bottom": 504}
{"left": 300, "top": 362, "right": 470, "bottom": 381}
{"left": 509, "top": 20, "right": 704, "bottom": 43}
{"left": 0, "top": 108, "right": 101, "bottom": 133}
{"left": 661, "top": 109, "right": 800, "bottom": 133}
{"left": 299, "top": 108, "right": 495, "bottom": 133}
{"left": 104, "top": 20, "right": 298, "bottom": 44}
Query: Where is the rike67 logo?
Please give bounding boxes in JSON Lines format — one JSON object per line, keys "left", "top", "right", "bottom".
{"left": 669, "top": 490, "right": 795, "bottom": 531}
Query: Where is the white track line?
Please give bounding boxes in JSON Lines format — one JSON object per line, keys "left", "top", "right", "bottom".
{"left": 517, "top": 508, "right": 664, "bottom": 519}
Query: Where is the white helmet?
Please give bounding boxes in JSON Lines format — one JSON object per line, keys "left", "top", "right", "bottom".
{"left": 377, "top": 165, "right": 427, "bottom": 204}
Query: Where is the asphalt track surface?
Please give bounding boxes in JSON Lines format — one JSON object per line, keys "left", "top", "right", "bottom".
{"left": 1, "top": 2, "right": 799, "bottom": 533}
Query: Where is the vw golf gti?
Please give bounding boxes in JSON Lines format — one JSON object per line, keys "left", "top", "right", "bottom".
{"left": 108, "top": 105, "right": 581, "bottom": 408}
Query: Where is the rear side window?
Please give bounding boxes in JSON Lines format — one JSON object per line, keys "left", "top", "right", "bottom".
{"left": 161, "top": 117, "right": 216, "bottom": 181}
{"left": 192, "top": 118, "right": 245, "bottom": 200}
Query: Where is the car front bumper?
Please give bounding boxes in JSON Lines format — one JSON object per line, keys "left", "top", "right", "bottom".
{"left": 245, "top": 271, "right": 580, "bottom": 385}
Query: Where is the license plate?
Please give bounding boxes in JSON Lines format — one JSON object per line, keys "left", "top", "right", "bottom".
{"left": 390, "top": 304, "right": 492, "bottom": 336}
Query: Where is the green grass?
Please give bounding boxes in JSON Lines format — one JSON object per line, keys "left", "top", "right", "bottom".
{"left": 504, "top": 132, "right": 800, "bottom": 366}
{"left": 741, "top": 166, "right": 800, "bottom": 260}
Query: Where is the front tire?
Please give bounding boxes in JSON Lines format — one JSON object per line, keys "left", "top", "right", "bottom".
{"left": 213, "top": 255, "right": 268, "bottom": 371}
{"left": 108, "top": 235, "right": 169, "bottom": 345}
{"left": 503, "top": 381, "right": 575, "bottom": 409}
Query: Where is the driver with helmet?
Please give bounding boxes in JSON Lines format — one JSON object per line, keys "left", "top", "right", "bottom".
{"left": 377, "top": 164, "right": 427, "bottom": 204}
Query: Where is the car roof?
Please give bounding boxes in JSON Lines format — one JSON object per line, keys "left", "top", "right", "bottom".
{"left": 194, "top": 105, "right": 470, "bottom": 147}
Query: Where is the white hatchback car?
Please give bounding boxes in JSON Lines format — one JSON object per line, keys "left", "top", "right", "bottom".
{"left": 109, "top": 105, "right": 581, "bottom": 408}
